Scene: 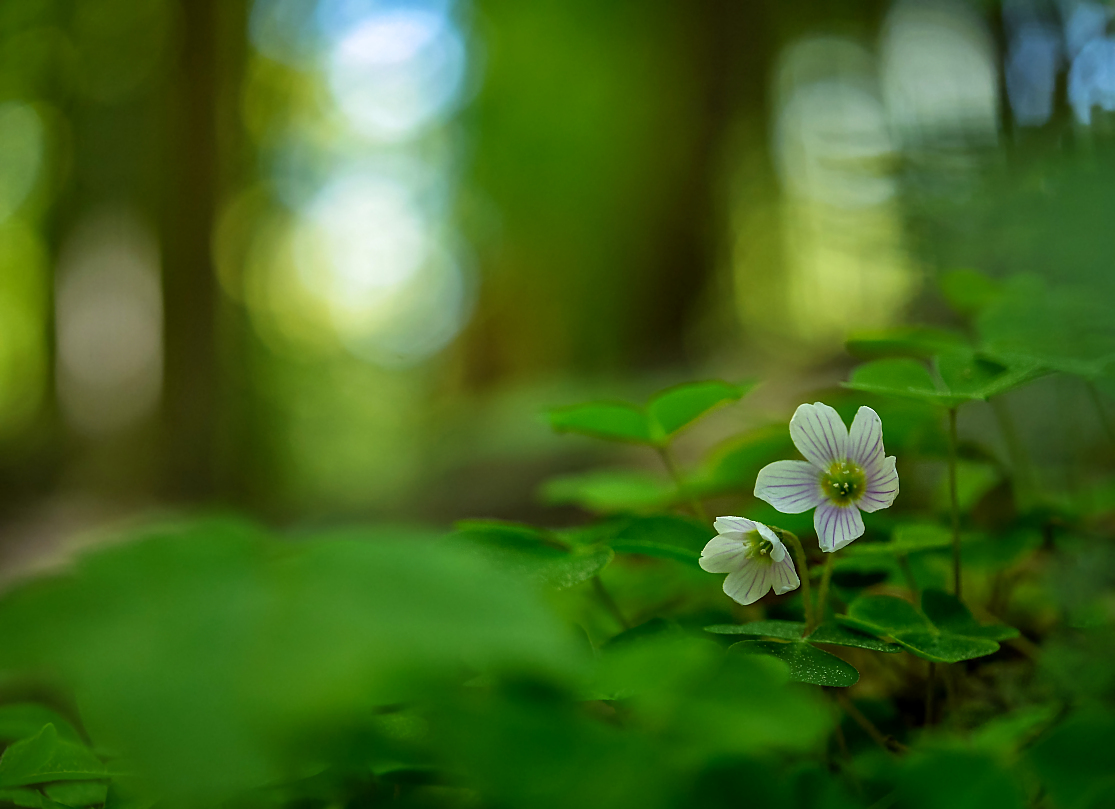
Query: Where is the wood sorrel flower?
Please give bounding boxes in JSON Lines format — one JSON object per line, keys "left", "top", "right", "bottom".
{"left": 699, "top": 517, "right": 800, "bottom": 605}
{"left": 754, "top": 403, "right": 898, "bottom": 553}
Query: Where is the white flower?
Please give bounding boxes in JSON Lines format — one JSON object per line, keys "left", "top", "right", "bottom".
{"left": 754, "top": 403, "right": 899, "bottom": 553}
{"left": 699, "top": 517, "right": 800, "bottom": 605}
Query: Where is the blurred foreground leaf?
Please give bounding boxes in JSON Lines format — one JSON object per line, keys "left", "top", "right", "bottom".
{"left": 0, "top": 724, "right": 106, "bottom": 787}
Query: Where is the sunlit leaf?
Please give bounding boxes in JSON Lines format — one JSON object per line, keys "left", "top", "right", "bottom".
{"left": 0, "top": 724, "right": 106, "bottom": 787}
{"left": 844, "top": 358, "right": 956, "bottom": 406}
{"left": 846, "top": 326, "right": 969, "bottom": 360}
{"left": 934, "top": 348, "right": 1047, "bottom": 400}
{"left": 645, "top": 380, "right": 753, "bottom": 438}
{"left": 547, "top": 402, "right": 654, "bottom": 444}
{"left": 729, "top": 640, "right": 859, "bottom": 687}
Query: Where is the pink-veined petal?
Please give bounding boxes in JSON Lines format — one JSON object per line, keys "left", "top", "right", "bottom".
{"left": 857, "top": 455, "right": 899, "bottom": 513}
{"left": 770, "top": 556, "right": 800, "bottom": 595}
{"left": 815, "top": 501, "right": 865, "bottom": 552}
{"left": 755, "top": 460, "right": 825, "bottom": 514}
{"left": 847, "top": 406, "right": 885, "bottom": 471}
{"left": 722, "top": 559, "right": 773, "bottom": 605}
{"left": 790, "top": 402, "right": 849, "bottom": 469}
{"left": 755, "top": 521, "right": 787, "bottom": 563}
{"left": 714, "top": 516, "right": 756, "bottom": 535}
{"left": 699, "top": 533, "right": 747, "bottom": 573}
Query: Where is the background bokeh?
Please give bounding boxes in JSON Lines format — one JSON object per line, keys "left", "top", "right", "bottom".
{"left": 0, "top": 0, "right": 1113, "bottom": 563}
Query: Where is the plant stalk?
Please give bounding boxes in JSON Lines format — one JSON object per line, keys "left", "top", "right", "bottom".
{"left": 816, "top": 553, "right": 835, "bottom": 625}
{"left": 592, "top": 576, "right": 629, "bottom": 630}
{"left": 657, "top": 445, "right": 708, "bottom": 524}
{"left": 925, "top": 662, "right": 937, "bottom": 726}
{"left": 779, "top": 530, "right": 815, "bottom": 634}
{"left": 833, "top": 690, "right": 908, "bottom": 755}
{"left": 947, "top": 408, "right": 962, "bottom": 599}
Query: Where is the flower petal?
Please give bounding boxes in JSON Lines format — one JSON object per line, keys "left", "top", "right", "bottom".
{"left": 858, "top": 455, "right": 899, "bottom": 513}
{"left": 770, "top": 556, "right": 800, "bottom": 595}
{"left": 699, "top": 533, "right": 747, "bottom": 573}
{"left": 713, "top": 516, "right": 756, "bottom": 535}
{"left": 722, "top": 559, "right": 773, "bottom": 605}
{"left": 814, "top": 501, "right": 865, "bottom": 552}
{"left": 790, "top": 402, "right": 849, "bottom": 469}
{"left": 755, "top": 460, "right": 825, "bottom": 514}
{"left": 847, "top": 406, "right": 885, "bottom": 470}
{"left": 754, "top": 521, "right": 787, "bottom": 563}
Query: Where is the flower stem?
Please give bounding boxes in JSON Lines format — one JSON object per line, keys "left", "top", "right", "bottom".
{"left": 990, "top": 396, "right": 1036, "bottom": 510}
{"left": 832, "top": 690, "right": 908, "bottom": 755}
{"left": 657, "top": 444, "right": 708, "bottom": 524}
{"left": 592, "top": 576, "right": 629, "bottom": 630}
{"left": 947, "top": 407, "right": 962, "bottom": 600}
{"left": 815, "top": 553, "right": 835, "bottom": 625}
{"left": 779, "top": 530, "right": 815, "bottom": 634}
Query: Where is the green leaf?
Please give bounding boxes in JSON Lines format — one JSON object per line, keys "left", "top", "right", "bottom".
{"left": 729, "top": 640, "right": 859, "bottom": 687}
{"left": 940, "top": 268, "right": 1002, "bottom": 317}
{"left": 1027, "top": 711, "right": 1115, "bottom": 809}
{"left": 934, "top": 348, "right": 1047, "bottom": 400}
{"left": 547, "top": 402, "right": 654, "bottom": 444}
{"left": 844, "top": 358, "right": 957, "bottom": 406}
{"left": 837, "top": 595, "right": 1002, "bottom": 663}
{"left": 689, "top": 426, "right": 795, "bottom": 497}
{"left": 704, "top": 620, "right": 805, "bottom": 640}
{"left": 843, "top": 524, "right": 952, "bottom": 559}
{"left": 0, "top": 706, "right": 81, "bottom": 745}
{"left": 43, "top": 781, "right": 108, "bottom": 807}
{"left": 539, "top": 470, "right": 675, "bottom": 513}
{"left": 447, "top": 523, "right": 614, "bottom": 590}
{"left": 920, "top": 589, "right": 1018, "bottom": 641}
{"left": 846, "top": 326, "right": 969, "bottom": 360}
{"left": 605, "top": 515, "right": 708, "bottom": 566}
{"left": 705, "top": 620, "right": 900, "bottom": 653}
{"left": 806, "top": 622, "right": 902, "bottom": 653}
{"left": 645, "top": 380, "right": 753, "bottom": 439}
{"left": 0, "top": 788, "right": 44, "bottom": 808}
{"left": 0, "top": 725, "right": 106, "bottom": 788}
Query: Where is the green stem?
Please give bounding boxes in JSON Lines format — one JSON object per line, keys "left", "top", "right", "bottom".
{"left": 657, "top": 445, "right": 708, "bottom": 524}
{"left": 925, "top": 662, "right": 937, "bottom": 726}
{"left": 592, "top": 576, "right": 629, "bottom": 630}
{"left": 815, "top": 553, "right": 835, "bottom": 626}
{"left": 947, "top": 408, "right": 962, "bottom": 600}
{"left": 833, "top": 690, "right": 908, "bottom": 756}
{"left": 779, "top": 530, "right": 815, "bottom": 634}
{"left": 897, "top": 554, "right": 918, "bottom": 596}
{"left": 990, "top": 396, "right": 1036, "bottom": 510}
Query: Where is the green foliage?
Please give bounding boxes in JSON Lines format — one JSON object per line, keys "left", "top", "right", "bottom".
{"left": 705, "top": 620, "right": 900, "bottom": 653}
{"left": 845, "top": 353, "right": 1045, "bottom": 408}
{"left": 0, "top": 725, "right": 106, "bottom": 787}
{"left": 729, "top": 640, "right": 859, "bottom": 687}
{"left": 448, "top": 520, "right": 615, "bottom": 588}
{"left": 540, "top": 469, "right": 676, "bottom": 513}
{"left": 837, "top": 591, "right": 1011, "bottom": 663}
{"left": 549, "top": 380, "right": 752, "bottom": 446}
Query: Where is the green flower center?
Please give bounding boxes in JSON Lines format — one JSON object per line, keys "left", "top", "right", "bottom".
{"left": 744, "top": 530, "right": 775, "bottom": 564}
{"left": 822, "top": 461, "right": 866, "bottom": 505}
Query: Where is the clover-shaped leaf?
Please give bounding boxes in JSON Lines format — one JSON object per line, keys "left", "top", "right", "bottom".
{"left": 729, "top": 640, "right": 859, "bottom": 687}
{"left": 705, "top": 619, "right": 900, "bottom": 654}
{"left": 548, "top": 380, "right": 753, "bottom": 446}
{"left": 921, "top": 589, "right": 1019, "bottom": 642}
{"left": 836, "top": 591, "right": 1008, "bottom": 663}
{"left": 845, "top": 326, "right": 969, "bottom": 360}
{"left": 846, "top": 350, "right": 1045, "bottom": 408}
{"left": 447, "top": 521, "right": 613, "bottom": 590}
